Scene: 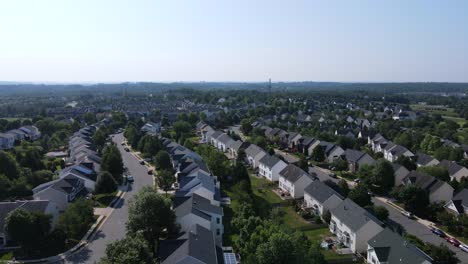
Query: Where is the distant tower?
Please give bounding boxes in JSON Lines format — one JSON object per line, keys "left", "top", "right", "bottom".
{"left": 268, "top": 78, "right": 272, "bottom": 95}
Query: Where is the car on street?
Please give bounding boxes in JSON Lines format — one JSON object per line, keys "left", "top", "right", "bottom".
{"left": 126, "top": 175, "right": 134, "bottom": 183}
{"left": 401, "top": 210, "right": 414, "bottom": 219}
{"left": 121, "top": 142, "right": 126, "bottom": 146}
{"left": 147, "top": 169, "right": 153, "bottom": 175}
{"left": 353, "top": 178, "right": 361, "bottom": 183}
{"left": 430, "top": 227, "right": 446, "bottom": 238}
{"left": 329, "top": 173, "right": 337, "bottom": 178}
{"left": 459, "top": 244, "right": 468, "bottom": 253}
{"left": 446, "top": 237, "right": 461, "bottom": 247}
{"left": 124, "top": 147, "right": 130, "bottom": 152}
{"left": 140, "top": 160, "right": 145, "bottom": 165}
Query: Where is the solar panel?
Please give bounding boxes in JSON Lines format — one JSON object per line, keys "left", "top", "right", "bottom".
{"left": 223, "top": 253, "right": 237, "bottom": 264}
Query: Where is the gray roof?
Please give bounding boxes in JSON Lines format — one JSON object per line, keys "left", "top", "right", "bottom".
{"left": 175, "top": 194, "right": 223, "bottom": 221}
{"left": 259, "top": 154, "right": 282, "bottom": 168}
{"left": 415, "top": 152, "right": 438, "bottom": 166}
{"left": 0, "top": 200, "right": 50, "bottom": 235}
{"left": 159, "top": 224, "right": 218, "bottom": 264}
{"left": 245, "top": 144, "right": 264, "bottom": 157}
{"left": 344, "top": 149, "right": 366, "bottom": 163}
{"left": 279, "top": 164, "right": 313, "bottom": 183}
{"left": 331, "top": 198, "right": 382, "bottom": 232}
{"left": 217, "top": 133, "right": 233, "bottom": 145}
{"left": 210, "top": 131, "right": 223, "bottom": 140}
{"left": 33, "top": 175, "right": 83, "bottom": 195}
{"left": 368, "top": 229, "right": 432, "bottom": 264}
{"left": 439, "top": 160, "right": 466, "bottom": 176}
{"left": 304, "top": 181, "right": 343, "bottom": 203}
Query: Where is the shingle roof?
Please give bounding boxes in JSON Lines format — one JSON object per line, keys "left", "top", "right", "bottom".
{"left": 174, "top": 193, "right": 223, "bottom": 220}
{"left": 304, "top": 181, "right": 343, "bottom": 203}
{"left": 368, "top": 229, "right": 432, "bottom": 264}
{"left": 439, "top": 160, "right": 466, "bottom": 176}
{"left": 415, "top": 152, "right": 438, "bottom": 166}
{"left": 279, "top": 164, "right": 313, "bottom": 183}
{"left": 159, "top": 224, "right": 218, "bottom": 264}
{"left": 344, "top": 149, "right": 366, "bottom": 163}
{"left": 331, "top": 198, "right": 382, "bottom": 232}
{"left": 0, "top": 200, "right": 50, "bottom": 235}
{"left": 259, "top": 154, "right": 282, "bottom": 168}
{"left": 245, "top": 144, "right": 264, "bottom": 157}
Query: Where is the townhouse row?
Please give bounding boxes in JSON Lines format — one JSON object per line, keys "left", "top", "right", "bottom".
{"left": 0, "top": 125, "right": 41, "bottom": 149}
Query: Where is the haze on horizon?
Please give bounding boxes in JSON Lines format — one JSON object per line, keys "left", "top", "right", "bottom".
{"left": 0, "top": 0, "right": 467, "bottom": 83}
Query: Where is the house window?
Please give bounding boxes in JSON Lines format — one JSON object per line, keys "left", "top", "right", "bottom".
{"left": 216, "top": 229, "right": 220, "bottom": 235}
{"left": 216, "top": 217, "right": 220, "bottom": 224}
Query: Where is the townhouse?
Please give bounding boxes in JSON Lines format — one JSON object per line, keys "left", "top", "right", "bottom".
{"left": 392, "top": 163, "right": 410, "bottom": 187}
{"left": 439, "top": 160, "right": 468, "bottom": 182}
{"left": 401, "top": 171, "right": 454, "bottom": 203}
{"left": 367, "top": 229, "right": 432, "bottom": 264}
{"left": 227, "top": 140, "right": 250, "bottom": 160}
{"left": 258, "top": 154, "right": 287, "bottom": 182}
{"left": 304, "top": 181, "right": 344, "bottom": 218}
{"left": 278, "top": 164, "right": 315, "bottom": 198}
{"left": 216, "top": 133, "right": 234, "bottom": 152}
{"left": 141, "top": 121, "right": 161, "bottom": 135}
{"left": 415, "top": 152, "right": 439, "bottom": 167}
{"left": 0, "top": 133, "right": 15, "bottom": 150}
{"left": 244, "top": 144, "right": 267, "bottom": 169}
{"left": 445, "top": 189, "right": 468, "bottom": 216}
{"left": 330, "top": 198, "right": 384, "bottom": 253}
{"left": 342, "top": 149, "right": 375, "bottom": 173}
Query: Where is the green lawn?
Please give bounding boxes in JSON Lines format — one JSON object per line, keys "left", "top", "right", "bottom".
{"left": 443, "top": 116, "right": 467, "bottom": 127}
{"left": 93, "top": 191, "right": 117, "bottom": 208}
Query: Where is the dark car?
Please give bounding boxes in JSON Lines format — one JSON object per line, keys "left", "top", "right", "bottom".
{"left": 431, "top": 227, "right": 446, "bottom": 237}
{"left": 124, "top": 147, "right": 130, "bottom": 152}
{"left": 147, "top": 170, "right": 153, "bottom": 175}
{"left": 140, "top": 160, "right": 145, "bottom": 165}
{"left": 446, "top": 237, "right": 461, "bottom": 247}
{"left": 126, "top": 175, "right": 134, "bottom": 183}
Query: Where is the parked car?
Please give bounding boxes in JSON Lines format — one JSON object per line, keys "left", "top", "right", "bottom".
{"left": 140, "top": 160, "right": 145, "bottom": 165}
{"left": 121, "top": 142, "right": 126, "bottom": 146}
{"left": 446, "top": 237, "right": 461, "bottom": 247}
{"left": 353, "top": 178, "right": 361, "bottom": 183}
{"left": 430, "top": 227, "right": 446, "bottom": 238}
{"left": 459, "top": 244, "right": 468, "bottom": 253}
{"left": 147, "top": 170, "right": 153, "bottom": 175}
{"left": 329, "top": 173, "right": 337, "bottom": 178}
{"left": 126, "top": 175, "right": 134, "bottom": 183}
{"left": 401, "top": 210, "right": 414, "bottom": 219}
{"left": 124, "top": 147, "right": 130, "bottom": 152}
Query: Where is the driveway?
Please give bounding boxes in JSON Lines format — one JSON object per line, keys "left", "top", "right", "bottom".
{"left": 62, "top": 133, "right": 154, "bottom": 263}
{"left": 373, "top": 198, "right": 468, "bottom": 263}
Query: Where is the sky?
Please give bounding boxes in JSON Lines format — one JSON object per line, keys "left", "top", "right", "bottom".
{"left": 0, "top": 0, "right": 467, "bottom": 83}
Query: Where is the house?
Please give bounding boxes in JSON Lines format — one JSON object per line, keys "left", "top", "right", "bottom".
{"left": 439, "top": 160, "right": 468, "bottom": 182}
{"left": 32, "top": 175, "right": 86, "bottom": 213}
{"left": 5, "top": 129, "right": 26, "bottom": 141}
{"left": 0, "top": 200, "right": 60, "bottom": 246}
{"left": 159, "top": 224, "right": 220, "bottom": 264}
{"left": 216, "top": 133, "right": 233, "bottom": 152}
{"left": 393, "top": 111, "right": 417, "bottom": 121}
{"left": 402, "top": 171, "right": 454, "bottom": 203}
{"left": 369, "top": 134, "right": 388, "bottom": 153}
{"left": 245, "top": 144, "right": 267, "bottom": 168}
{"left": 383, "top": 142, "right": 414, "bottom": 162}
{"left": 393, "top": 163, "right": 410, "bottom": 186}
{"left": 208, "top": 131, "right": 223, "bottom": 147}
{"left": 445, "top": 189, "right": 468, "bottom": 216}
{"left": 415, "top": 152, "right": 439, "bottom": 167}
{"left": 330, "top": 198, "right": 384, "bottom": 253}
{"left": 141, "top": 122, "right": 161, "bottom": 135}
{"left": 19, "top": 125, "right": 41, "bottom": 140}
{"left": 0, "top": 133, "right": 15, "bottom": 149}
{"left": 342, "top": 149, "right": 375, "bottom": 173}
{"left": 304, "top": 181, "right": 343, "bottom": 218}
{"left": 59, "top": 163, "right": 98, "bottom": 191}
{"left": 298, "top": 136, "right": 315, "bottom": 155}
{"left": 278, "top": 164, "right": 315, "bottom": 198}
{"left": 367, "top": 229, "right": 432, "bottom": 264}
{"left": 258, "top": 154, "right": 287, "bottom": 181}
{"left": 174, "top": 194, "right": 223, "bottom": 244}
{"left": 287, "top": 132, "right": 302, "bottom": 151}
{"left": 227, "top": 140, "right": 249, "bottom": 160}
{"left": 176, "top": 170, "right": 221, "bottom": 206}
{"left": 309, "top": 141, "right": 344, "bottom": 163}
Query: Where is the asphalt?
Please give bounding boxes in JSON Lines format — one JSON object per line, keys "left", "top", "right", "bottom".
{"left": 62, "top": 133, "right": 154, "bottom": 264}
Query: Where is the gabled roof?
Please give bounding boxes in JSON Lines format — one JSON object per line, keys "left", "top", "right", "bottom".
{"left": 210, "top": 131, "right": 223, "bottom": 140}
{"left": 368, "top": 229, "right": 432, "bottom": 264}
{"left": 217, "top": 133, "right": 233, "bottom": 145}
{"left": 245, "top": 144, "right": 264, "bottom": 157}
{"left": 279, "top": 164, "right": 313, "bottom": 183}
{"left": 0, "top": 200, "right": 51, "bottom": 235}
{"left": 174, "top": 193, "right": 223, "bottom": 219}
{"left": 304, "top": 181, "right": 343, "bottom": 203}
{"left": 344, "top": 149, "right": 367, "bottom": 163}
{"left": 259, "top": 154, "right": 283, "bottom": 168}
{"left": 159, "top": 224, "right": 218, "bottom": 264}
{"left": 448, "top": 189, "right": 468, "bottom": 214}
{"left": 439, "top": 160, "right": 467, "bottom": 176}
{"left": 331, "top": 198, "right": 382, "bottom": 232}
{"left": 33, "top": 175, "right": 83, "bottom": 195}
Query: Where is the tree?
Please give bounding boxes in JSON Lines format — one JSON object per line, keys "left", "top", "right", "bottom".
{"left": 348, "top": 185, "right": 372, "bottom": 207}
{"left": 95, "top": 171, "right": 118, "bottom": 194}
{"left": 154, "top": 150, "right": 171, "bottom": 170}
{"left": 240, "top": 119, "right": 253, "bottom": 135}
{"left": 58, "top": 199, "right": 95, "bottom": 240}
{"left": 398, "top": 185, "right": 429, "bottom": 216}
{"left": 0, "top": 151, "right": 20, "bottom": 180}
{"left": 311, "top": 146, "right": 325, "bottom": 162}
{"left": 157, "top": 169, "right": 175, "bottom": 193}
{"left": 425, "top": 243, "right": 460, "bottom": 264}
{"left": 83, "top": 112, "right": 97, "bottom": 124}
{"left": 19, "top": 149, "right": 45, "bottom": 171}
{"left": 372, "top": 159, "right": 394, "bottom": 193}
{"left": 396, "top": 155, "right": 417, "bottom": 171}
{"left": 322, "top": 210, "right": 331, "bottom": 224}
{"left": 93, "top": 129, "right": 107, "bottom": 149}
{"left": 5, "top": 209, "right": 51, "bottom": 254}
{"left": 172, "top": 120, "right": 192, "bottom": 141}
{"left": 418, "top": 166, "right": 450, "bottom": 182}
{"left": 101, "top": 144, "right": 124, "bottom": 184}
{"left": 372, "top": 205, "right": 389, "bottom": 221}
{"left": 297, "top": 157, "right": 309, "bottom": 171}
{"left": 127, "top": 186, "right": 177, "bottom": 254}
{"left": 337, "top": 179, "right": 350, "bottom": 197}
{"left": 331, "top": 158, "right": 348, "bottom": 171}
{"left": 99, "top": 234, "right": 154, "bottom": 264}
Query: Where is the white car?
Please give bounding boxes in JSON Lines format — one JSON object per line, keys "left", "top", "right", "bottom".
{"left": 460, "top": 244, "right": 468, "bottom": 253}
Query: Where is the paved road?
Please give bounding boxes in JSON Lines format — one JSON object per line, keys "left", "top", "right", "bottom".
{"left": 372, "top": 198, "right": 468, "bottom": 262}
{"left": 63, "top": 133, "right": 154, "bottom": 263}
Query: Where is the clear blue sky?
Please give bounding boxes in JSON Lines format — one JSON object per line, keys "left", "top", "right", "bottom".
{"left": 0, "top": 0, "right": 467, "bottom": 83}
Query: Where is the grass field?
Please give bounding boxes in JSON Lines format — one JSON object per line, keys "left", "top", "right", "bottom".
{"left": 410, "top": 104, "right": 459, "bottom": 117}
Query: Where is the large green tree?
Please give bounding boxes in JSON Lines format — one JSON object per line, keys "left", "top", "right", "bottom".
{"left": 95, "top": 171, "right": 118, "bottom": 194}
{"left": 99, "top": 234, "right": 154, "bottom": 264}
{"left": 126, "top": 186, "right": 177, "bottom": 254}
{"left": 57, "top": 199, "right": 95, "bottom": 240}
{"left": 154, "top": 150, "right": 172, "bottom": 170}
{"left": 371, "top": 159, "right": 395, "bottom": 192}
{"left": 101, "top": 144, "right": 124, "bottom": 184}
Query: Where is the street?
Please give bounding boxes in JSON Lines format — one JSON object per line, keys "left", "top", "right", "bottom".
{"left": 62, "top": 133, "right": 154, "bottom": 263}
